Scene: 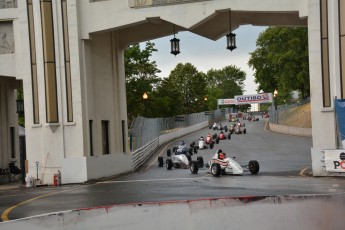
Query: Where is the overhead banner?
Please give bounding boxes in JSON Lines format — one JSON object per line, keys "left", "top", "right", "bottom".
{"left": 324, "top": 150, "right": 345, "bottom": 172}
{"left": 217, "top": 98, "right": 236, "bottom": 105}
{"left": 335, "top": 99, "right": 345, "bottom": 149}
{"left": 234, "top": 93, "right": 273, "bottom": 105}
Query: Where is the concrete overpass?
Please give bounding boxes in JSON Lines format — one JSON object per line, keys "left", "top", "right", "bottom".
{"left": 0, "top": 0, "right": 342, "bottom": 184}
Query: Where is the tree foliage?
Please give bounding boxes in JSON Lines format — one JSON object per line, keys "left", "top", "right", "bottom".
{"left": 205, "top": 65, "right": 246, "bottom": 110}
{"left": 248, "top": 27, "right": 309, "bottom": 103}
{"left": 157, "top": 63, "right": 207, "bottom": 115}
{"left": 125, "top": 42, "right": 161, "bottom": 120}
{"left": 125, "top": 42, "right": 249, "bottom": 119}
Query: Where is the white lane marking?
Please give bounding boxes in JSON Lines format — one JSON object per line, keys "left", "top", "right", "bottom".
{"left": 98, "top": 176, "right": 208, "bottom": 184}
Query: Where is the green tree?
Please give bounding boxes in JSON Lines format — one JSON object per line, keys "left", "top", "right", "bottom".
{"left": 205, "top": 65, "right": 246, "bottom": 110}
{"left": 159, "top": 63, "right": 207, "bottom": 115}
{"left": 248, "top": 27, "right": 309, "bottom": 103}
{"left": 125, "top": 42, "right": 161, "bottom": 120}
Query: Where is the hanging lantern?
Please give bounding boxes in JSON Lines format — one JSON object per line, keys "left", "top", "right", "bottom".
{"left": 16, "top": 98, "right": 24, "bottom": 115}
{"left": 170, "top": 37, "right": 180, "bottom": 56}
{"left": 226, "top": 32, "right": 236, "bottom": 51}
{"left": 226, "top": 10, "right": 237, "bottom": 52}
{"left": 170, "top": 25, "right": 180, "bottom": 56}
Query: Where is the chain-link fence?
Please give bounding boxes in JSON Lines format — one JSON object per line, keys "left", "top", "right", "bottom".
{"left": 269, "top": 98, "right": 311, "bottom": 128}
{"left": 129, "top": 109, "right": 227, "bottom": 151}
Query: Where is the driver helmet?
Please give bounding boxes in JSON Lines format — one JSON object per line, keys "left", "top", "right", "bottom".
{"left": 217, "top": 149, "right": 223, "bottom": 154}
{"left": 180, "top": 141, "right": 185, "bottom": 146}
{"left": 200, "top": 136, "right": 204, "bottom": 140}
{"left": 219, "top": 152, "right": 226, "bottom": 160}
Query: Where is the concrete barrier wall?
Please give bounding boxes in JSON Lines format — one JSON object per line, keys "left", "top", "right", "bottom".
{"left": 269, "top": 122, "right": 312, "bottom": 137}
{"left": 2, "top": 194, "right": 345, "bottom": 230}
{"left": 61, "top": 122, "right": 209, "bottom": 184}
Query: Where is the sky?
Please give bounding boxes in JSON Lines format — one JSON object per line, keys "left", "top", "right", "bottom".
{"left": 147, "top": 25, "right": 266, "bottom": 95}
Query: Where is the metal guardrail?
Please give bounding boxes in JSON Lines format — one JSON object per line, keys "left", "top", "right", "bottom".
{"left": 131, "top": 138, "right": 159, "bottom": 171}
{"left": 129, "top": 111, "right": 227, "bottom": 151}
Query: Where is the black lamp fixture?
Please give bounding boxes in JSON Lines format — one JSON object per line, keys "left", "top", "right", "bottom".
{"left": 226, "top": 9, "right": 237, "bottom": 52}
{"left": 170, "top": 25, "right": 180, "bottom": 56}
{"left": 16, "top": 82, "right": 24, "bottom": 115}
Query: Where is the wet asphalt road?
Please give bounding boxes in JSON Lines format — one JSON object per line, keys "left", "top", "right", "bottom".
{"left": 1, "top": 119, "right": 345, "bottom": 221}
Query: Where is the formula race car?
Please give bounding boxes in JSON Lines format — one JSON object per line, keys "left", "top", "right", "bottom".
{"left": 158, "top": 142, "right": 204, "bottom": 173}
{"left": 218, "top": 131, "right": 231, "bottom": 140}
{"left": 190, "top": 150, "right": 259, "bottom": 176}
{"left": 234, "top": 125, "right": 246, "bottom": 134}
{"left": 204, "top": 134, "right": 215, "bottom": 149}
{"left": 196, "top": 137, "right": 209, "bottom": 149}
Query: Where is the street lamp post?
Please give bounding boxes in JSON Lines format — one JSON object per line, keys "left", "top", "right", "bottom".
{"left": 143, "top": 92, "right": 148, "bottom": 117}
{"left": 204, "top": 97, "right": 208, "bottom": 111}
{"left": 274, "top": 89, "right": 278, "bottom": 123}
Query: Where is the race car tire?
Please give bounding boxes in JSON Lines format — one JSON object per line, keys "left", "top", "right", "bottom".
{"left": 243, "top": 123, "right": 246, "bottom": 127}
{"left": 167, "top": 149, "right": 172, "bottom": 157}
{"left": 248, "top": 160, "right": 260, "bottom": 174}
{"left": 210, "top": 142, "right": 214, "bottom": 149}
{"left": 216, "top": 138, "right": 219, "bottom": 144}
{"left": 213, "top": 134, "right": 217, "bottom": 139}
{"left": 194, "top": 146, "right": 198, "bottom": 154}
{"left": 243, "top": 128, "right": 247, "bottom": 134}
{"left": 190, "top": 161, "right": 199, "bottom": 174}
{"left": 166, "top": 159, "right": 173, "bottom": 170}
{"left": 158, "top": 156, "right": 164, "bottom": 167}
{"left": 228, "top": 133, "right": 231, "bottom": 140}
{"left": 211, "top": 163, "right": 221, "bottom": 177}
{"left": 188, "top": 147, "right": 193, "bottom": 155}
{"left": 197, "top": 156, "right": 204, "bottom": 168}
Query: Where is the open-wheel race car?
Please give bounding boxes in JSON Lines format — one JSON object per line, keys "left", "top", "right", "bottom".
{"left": 202, "top": 133, "right": 215, "bottom": 149}
{"left": 217, "top": 131, "right": 232, "bottom": 140}
{"left": 190, "top": 150, "right": 259, "bottom": 176}
{"left": 234, "top": 125, "right": 246, "bottom": 134}
{"left": 158, "top": 141, "right": 204, "bottom": 173}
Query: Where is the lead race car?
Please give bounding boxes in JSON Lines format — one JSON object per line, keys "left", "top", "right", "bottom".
{"left": 158, "top": 141, "right": 203, "bottom": 173}
{"left": 189, "top": 149, "right": 259, "bottom": 176}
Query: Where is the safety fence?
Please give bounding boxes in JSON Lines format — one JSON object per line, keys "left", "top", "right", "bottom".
{"left": 129, "top": 110, "right": 227, "bottom": 152}
{"left": 269, "top": 98, "right": 311, "bottom": 128}
{"left": 129, "top": 110, "right": 226, "bottom": 171}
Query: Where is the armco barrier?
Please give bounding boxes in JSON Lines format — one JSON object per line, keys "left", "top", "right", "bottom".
{"left": 1, "top": 194, "right": 344, "bottom": 230}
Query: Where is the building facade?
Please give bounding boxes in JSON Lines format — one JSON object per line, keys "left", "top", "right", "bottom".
{"left": 0, "top": 0, "right": 343, "bottom": 183}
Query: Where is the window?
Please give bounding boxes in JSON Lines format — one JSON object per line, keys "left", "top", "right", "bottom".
{"left": 89, "top": 120, "right": 93, "bottom": 156}
{"left": 320, "top": 0, "right": 331, "bottom": 107}
{"left": 101, "top": 120, "right": 109, "bottom": 155}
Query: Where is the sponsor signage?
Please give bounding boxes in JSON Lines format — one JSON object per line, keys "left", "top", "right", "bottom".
{"left": 217, "top": 98, "right": 236, "bottom": 105}
{"left": 129, "top": 0, "right": 212, "bottom": 8}
{"left": 324, "top": 150, "right": 345, "bottom": 172}
{"left": 234, "top": 93, "right": 273, "bottom": 105}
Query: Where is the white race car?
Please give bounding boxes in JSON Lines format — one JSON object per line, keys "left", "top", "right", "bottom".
{"left": 158, "top": 141, "right": 203, "bottom": 173}
{"left": 192, "top": 150, "right": 259, "bottom": 176}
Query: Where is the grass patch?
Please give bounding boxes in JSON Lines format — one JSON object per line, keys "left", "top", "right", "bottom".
{"left": 279, "top": 103, "right": 311, "bottom": 128}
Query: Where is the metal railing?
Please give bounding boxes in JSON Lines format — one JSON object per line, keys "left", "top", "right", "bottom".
{"left": 129, "top": 110, "right": 226, "bottom": 152}
{"left": 269, "top": 98, "right": 311, "bottom": 128}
